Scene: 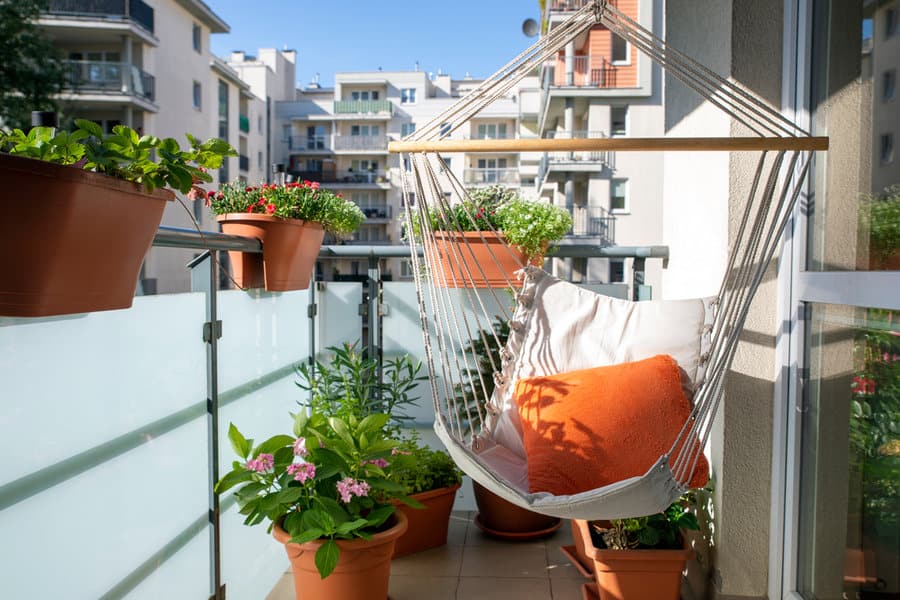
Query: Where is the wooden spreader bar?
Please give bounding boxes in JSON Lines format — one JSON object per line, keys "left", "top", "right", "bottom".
{"left": 388, "top": 136, "right": 829, "bottom": 154}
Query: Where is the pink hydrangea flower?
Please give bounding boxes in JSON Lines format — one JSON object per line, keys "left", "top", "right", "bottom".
{"left": 336, "top": 477, "right": 370, "bottom": 503}
{"left": 365, "top": 458, "right": 389, "bottom": 468}
{"left": 246, "top": 453, "right": 274, "bottom": 472}
{"left": 293, "top": 437, "right": 308, "bottom": 457}
{"left": 286, "top": 462, "right": 316, "bottom": 483}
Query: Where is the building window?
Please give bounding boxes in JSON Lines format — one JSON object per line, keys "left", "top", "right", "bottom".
{"left": 439, "top": 123, "right": 451, "bottom": 137}
{"left": 192, "top": 24, "right": 201, "bottom": 53}
{"left": 217, "top": 79, "right": 228, "bottom": 140}
{"left": 351, "top": 124, "right": 379, "bottom": 136}
{"left": 610, "top": 106, "right": 628, "bottom": 136}
{"left": 282, "top": 124, "right": 292, "bottom": 144}
{"left": 610, "top": 179, "right": 628, "bottom": 212}
{"left": 880, "top": 133, "right": 894, "bottom": 164}
{"left": 400, "top": 88, "right": 417, "bottom": 104}
{"left": 192, "top": 81, "right": 202, "bottom": 109}
{"left": 886, "top": 8, "right": 897, "bottom": 38}
{"left": 351, "top": 90, "right": 379, "bottom": 101}
{"left": 611, "top": 34, "right": 629, "bottom": 64}
{"left": 476, "top": 123, "right": 507, "bottom": 139}
{"left": 401, "top": 122, "right": 416, "bottom": 137}
{"left": 609, "top": 259, "right": 625, "bottom": 284}
{"left": 883, "top": 69, "right": 897, "bottom": 102}
{"left": 258, "top": 115, "right": 263, "bottom": 133}
{"left": 403, "top": 157, "right": 411, "bottom": 172}
{"left": 258, "top": 151, "right": 263, "bottom": 170}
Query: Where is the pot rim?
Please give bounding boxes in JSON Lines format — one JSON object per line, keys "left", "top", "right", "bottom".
{"left": 216, "top": 212, "right": 326, "bottom": 230}
{"left": 273, "top": 508, "right": 408, "bottom": 550}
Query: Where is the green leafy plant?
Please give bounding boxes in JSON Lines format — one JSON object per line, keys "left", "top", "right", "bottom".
{"left": 209, "top": 180, "right": 365, "bottom": 234}
{"left": 453, "top": 316, "right": 510, "bottom": 437}
{"left": 215, "top": 411, "right": 411, "bottom": 579}
{"left": 591, "top": 495, "right": 700, "bottom": 550}
{"left": 295, "top": 342, "right": 426, "bottom": 438}
{"left": 391, "top": 433, "right": 463, "bottom": 495}
{"left": 859, "top": 185, "right": 900, "bottom": 265}
{"left": 406, "top": 185, "right": 573, "bottom": 261}
{"left": 0, "top": 120, "right": 235, "bottom": 193}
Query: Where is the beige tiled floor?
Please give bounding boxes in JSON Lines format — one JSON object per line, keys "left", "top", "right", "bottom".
{"left": 267, "top": 511, "right": 590, "bottom": 600}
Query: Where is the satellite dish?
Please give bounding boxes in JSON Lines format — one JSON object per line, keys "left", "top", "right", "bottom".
{"left": 522, "top": 18, "right": 539, "bottom": 37}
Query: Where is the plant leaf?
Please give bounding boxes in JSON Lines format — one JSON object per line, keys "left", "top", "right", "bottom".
{"left": 228, "top": 423, "right": 251, "bottom": 459}
{"left": 315, "top": 540, "right": 340, "bottom": 579}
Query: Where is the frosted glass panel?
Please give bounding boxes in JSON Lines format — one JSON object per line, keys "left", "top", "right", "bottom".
{"left": 0, "top": 291, "right": 209, "bottom": 600}
{"left": 318, "top": 281, "right": 363, "bottom": 350}
{"left": 216, "top": 287, "right": 310, "bottom": 600}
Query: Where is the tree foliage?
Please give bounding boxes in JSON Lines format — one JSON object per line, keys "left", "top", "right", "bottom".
{"left": 0, "top": 0, "right": 65, "bottom": 130}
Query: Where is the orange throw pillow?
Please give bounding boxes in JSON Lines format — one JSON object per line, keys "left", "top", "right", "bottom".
{"left": 514, "top": 354, "right": 709, "bottom": 496}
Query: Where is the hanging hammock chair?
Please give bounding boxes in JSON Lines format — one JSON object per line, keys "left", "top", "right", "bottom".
{"left": 390, "top": 1, "right": 827, "bottom": 520}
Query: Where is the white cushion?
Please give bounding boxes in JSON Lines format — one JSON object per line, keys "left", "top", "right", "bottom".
{"left": 487, "top": 267, "right": 714, "bottom": 458}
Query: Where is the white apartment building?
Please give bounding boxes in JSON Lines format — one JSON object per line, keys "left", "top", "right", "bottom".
{"left": 37, "top": 0, "right": 289, "bottom": 292}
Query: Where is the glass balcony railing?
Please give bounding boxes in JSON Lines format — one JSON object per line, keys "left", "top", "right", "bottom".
{"left": 62, "top": 59, "right": 155, "bottom": 102}
{"left": 287, "top": 135, "right": 330, "bottom": 152}
{"left": 238, "top": 114, "right": 250, "bottom": 134}
{"left": 463, "top": 168, "right": 521, "bottom": 186}
{"left": 333, "top": 135, "right": 388, "bottom": 151}
{"left": 333, "top": 100, "right": 394, "bottom": 115}
{"left": 46, "top": 0, "right": 155, "bottom": 33}
{"left": 0, "top": 225, "right": 660, "bottom": 599}
{"left": 238, "top": 154, "right": 249, "bottom": 172}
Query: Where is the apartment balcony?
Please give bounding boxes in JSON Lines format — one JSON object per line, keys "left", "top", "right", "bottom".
{"left": 541, "top": 57, "right": 618, "bottom": 90}
{"left": 61, "top": 59, "right": 156, "bottom": 109}
{"left": 333, "top": 134, "right": 389, "bottom": 153}
{"left": 567, "top": 205, "right": 616, "bottom": 245}
{"left": 547, "top": 0, "right": 593, "bottom": 11}
{"left": 43, "top": 0, "right": 156, "bottom": 43}
{"left": 288, "top": 169, "right": 391, "bottom": 189}
{"left": 333, "top": 100, "right": 394, "bottom": 118}
{"left": 463, "top": 168, "right": 521, "bottom": 186}
{"left": 238, "top": 154, "right": 249, "bottom": 172}
{"left": 239, "top": 114, "right": 250, "bottom": 134}
{"left": 287, "top": 135, "right": 332, "bottom": 153}
{"left": 358, "top": 205, "right": 393, "bottom": 221}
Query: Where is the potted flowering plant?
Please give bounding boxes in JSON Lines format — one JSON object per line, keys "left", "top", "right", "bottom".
{"left": 411, "top": 185, "right": 572, "bottom": 288}
{"left": 0, "top": 120, "right": 235, "bottom": 317}
{"left": 215, "top": 411, "right": 410, "bottom": 600}
{"left": 571, "top": 495, "right": 700, "bottom": 600}
{"left": 208, "top": 181, "right": 365, "bottom": 291}
{"left": 389, "top": 434, "right": 463, "bottom": 557}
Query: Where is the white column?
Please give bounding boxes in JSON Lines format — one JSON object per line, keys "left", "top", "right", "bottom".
{"left": 564, "top": 41, "right": 575, "bottom": 86}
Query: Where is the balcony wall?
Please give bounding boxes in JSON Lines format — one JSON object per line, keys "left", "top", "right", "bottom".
{"left": 63, "top": 59, "right": 155, "bottom": 101}
{"left": 333, "top": 100, "right": 393, "bottom": 116}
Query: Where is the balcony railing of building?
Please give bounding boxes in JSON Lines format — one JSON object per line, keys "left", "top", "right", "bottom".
{"left": 239, "top": 114, "right": 250, "bottom": 134}
{"left": 333, "top": 135, "right": 389, "bottom": 152}
{"left": 542, "top": 130, "right": 615, "bottom": 166}
{"left": 238, "top": 154, "right": 249, "bottom": 172}
{"left": 541, "top": 57, "right": 618, "bottom": 89}
{"left": 333, "top": 100, "right": 394, "bottom": 116}
{"left": 568, "top": 205, "right": 616, "bottom": 244}
{"left": 46, "top": 0, "right": 155, "bottom": 33}
{"left": 63, "top": 59, "right": 155, "bottom": 102}
{"left": 358, "top": 205, "right": 393, "bottom": 219}
{"left": 288, "top": 170, "right": 388, "bottom": 185}
{"left": 463, "top": 168, "right": 521, "bottom": 186}
{"left": 0, "top": 224, "right": 664, "bottom": 599}
{"left": 287, "top": 135, "right": 330, "bottom": 152}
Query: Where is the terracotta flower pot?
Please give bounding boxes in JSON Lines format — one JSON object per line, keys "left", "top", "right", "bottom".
{"left": 430, "top": 231, "right": 534, "bottom": 288}
{"left": 217, "top": 213, "right": 324, "bottom": 291}
{"left": 0, "top": 153, "right": 173, "bottom": 317}
{"left": 572, "top": 519, "right": 693, "bottom": 600}
{"left": 472, "top": 480, "right": 561, "bottom": 540}
{"left": 272, "top": 510, "right": 408, "bottom": 600}
{"left": 392, "top": 483, "right": 461, "bottom": 558}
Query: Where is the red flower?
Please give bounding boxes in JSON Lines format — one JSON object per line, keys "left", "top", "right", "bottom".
{"left": 207, "top": 190, "right": 215, "bottom": 198}
{"left": 310, "top": 181, "right": 320, "bottom": 190}
{"left": 258, "top": 198, "right": 267, "bottom": 206}
{"left": 245, "top": 205, "right": 255, "bottom": 213}
{"left": 245, "top": 187, "right": 255, "bottom": 192}
{"left": 265, "top": 203, "right": 276, "bottom": 214}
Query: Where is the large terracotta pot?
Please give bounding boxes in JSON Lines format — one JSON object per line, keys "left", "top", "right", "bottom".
{"left": 0, "top": 153, "right": 173, "bottom": 317}
{"left": 472, "top": 480, "right": 561, "bottom": 540}
{"left": 392, "top": 483, "right": 461, "bottom": 558}
{"left": 572, "top": 518, "right": 692, "bottom": 600}
{"left": 430, "top": 231, "right": 534, "bottom": 288}
{"left": 217, "top": 213, "right": 324, "bottom": 291}
{"left": 273, "top": 510, "right": 408, "bottom": 600}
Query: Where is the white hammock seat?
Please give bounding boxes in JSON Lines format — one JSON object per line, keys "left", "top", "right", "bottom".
{"left": 393, "top": 0, "right": 825, "bottom": 519}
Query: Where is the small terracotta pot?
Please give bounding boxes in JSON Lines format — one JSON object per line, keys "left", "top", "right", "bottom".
{"left": 472, "top": 481, "right": 561, "bottom": 539}
{"left": 572, "top": 519, "right": 693, "bottom": 600}
{"left": 0, "top": 153, "right": 173, "bottom": 317}
{"left": 273, "top": 510, "right": 408, "bottom": 600}
{"left": 430, "top": 231, "right": 535, "bottom": 288}
{"left": 217, "top": 213, "right": 324, "bottom": 291}
{"left": 392, "top": 483, "right": 461, "bottom": 558}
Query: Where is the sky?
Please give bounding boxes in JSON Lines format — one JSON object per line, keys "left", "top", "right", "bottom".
{"left": 207, "top": 0, "right": 540, "bottom": 89}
